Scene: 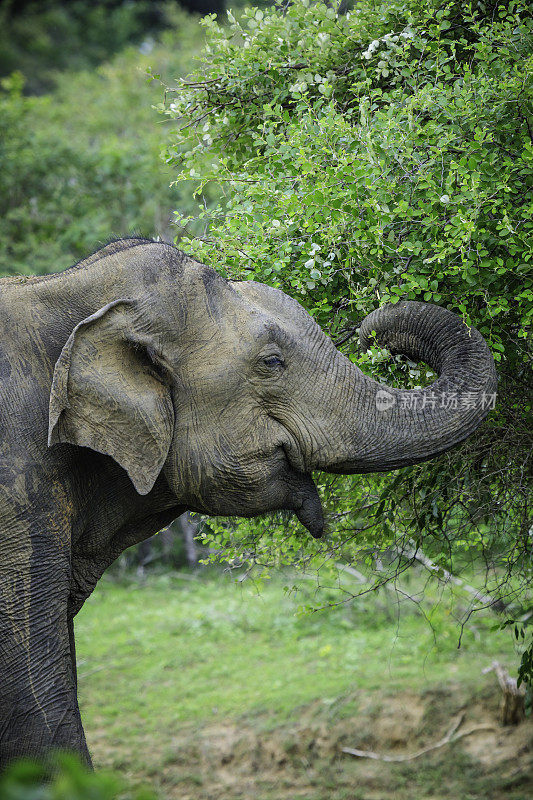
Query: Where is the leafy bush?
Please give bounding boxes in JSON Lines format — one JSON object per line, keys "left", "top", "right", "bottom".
{"left": 161, "top": 0, "right": 532, "bottom": 667}
{"left": 0, "top": 752, "right": 156, "bottom": 800}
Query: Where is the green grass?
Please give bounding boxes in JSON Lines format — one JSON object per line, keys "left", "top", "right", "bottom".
{"left": 76, "top": 570, "right": 510, "bottom": 730}
{"left": 74, "top": 569, "right": 532, "bottom": 799}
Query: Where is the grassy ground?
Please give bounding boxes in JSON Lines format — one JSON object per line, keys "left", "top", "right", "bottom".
{"left": 75, "top": 570, "right": 532, "bottom": 799}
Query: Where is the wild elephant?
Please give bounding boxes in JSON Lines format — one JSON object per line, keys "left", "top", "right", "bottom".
{"left": 0, "top": 238, "right": 496, "bottom": 765}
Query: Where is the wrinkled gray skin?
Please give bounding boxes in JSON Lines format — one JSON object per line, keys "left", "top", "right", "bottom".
{"left": 0, "top": 239, "right": 496, "bottom": 766}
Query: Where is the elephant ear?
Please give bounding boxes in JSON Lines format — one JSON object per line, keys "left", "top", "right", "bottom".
{"left": 48, "top": 299, "right": 174, "bottom": 495}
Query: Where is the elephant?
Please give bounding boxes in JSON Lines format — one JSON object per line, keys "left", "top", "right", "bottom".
{"left": 0, "top": 237, "right": 496, "bottom": 767}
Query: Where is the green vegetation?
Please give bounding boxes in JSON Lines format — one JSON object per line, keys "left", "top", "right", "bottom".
{"left": 0, "top": 753, "right": 156, "bottom": 800}
{"left": 2, "top": 571, "right": 529, "bottom": 797}
{"left": 161, "top": 0, "right": 533, "bottom": 674}
{"left": 77, "top": 570, "right": 514, "bottom": 729}
{"left": 0, "top": 1, "right": 167, "bottom": 95}
{"left": 70, "top": 572, "right": 530, "bottom": 798}
{"left": 0, "top": 5, "right": 204, "bottom": 277}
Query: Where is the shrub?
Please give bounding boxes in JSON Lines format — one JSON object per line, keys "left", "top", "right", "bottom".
{"left": 0, "top": 752, "right": 156, "bottom": 800}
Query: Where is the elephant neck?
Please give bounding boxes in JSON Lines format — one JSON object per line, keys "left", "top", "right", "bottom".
{"left": 68, "top": 456, "right": 186, "bottom": 615}
{"left": 3, "top": 240, "right": 188, "bottom": 360}
{"left": 29, "top": 238, "right": 167, "bottom": 313}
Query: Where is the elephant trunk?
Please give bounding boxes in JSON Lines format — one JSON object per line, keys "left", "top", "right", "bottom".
{"left": 315, "top": 301, "right": 497, "bottom": 474}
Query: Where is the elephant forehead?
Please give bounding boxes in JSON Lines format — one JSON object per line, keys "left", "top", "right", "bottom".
{"left": 230, "top": 279, "right": 316, "bottom": 331}
{"left": 180, "top": 311, "right": 293, "bottom": 361}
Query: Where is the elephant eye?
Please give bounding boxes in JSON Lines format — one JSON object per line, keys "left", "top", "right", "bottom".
{"left": 262, "top": 355, "right": 285, "bottom": 369}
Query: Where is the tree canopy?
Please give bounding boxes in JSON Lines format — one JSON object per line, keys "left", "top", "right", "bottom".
{"left": 161, "top": 0, "right": 533, "bottom": 679}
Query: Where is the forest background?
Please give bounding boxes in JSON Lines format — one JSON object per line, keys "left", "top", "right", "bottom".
{"left": 0, "top": 1, "right": 531, "bottom": 798}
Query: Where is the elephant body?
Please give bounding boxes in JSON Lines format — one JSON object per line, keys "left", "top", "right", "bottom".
{"left": 0, "top": 240, "right": 187, "bottom": 763}
{"left": 0, "top": 238, "right": 496, "bottom": 765}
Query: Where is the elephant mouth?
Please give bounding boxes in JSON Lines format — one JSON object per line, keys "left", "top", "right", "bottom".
{"left": 289, "top": 471, "right": 324, "bottom": 539}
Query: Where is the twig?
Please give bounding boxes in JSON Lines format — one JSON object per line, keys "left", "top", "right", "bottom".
{"left": 78, "top": 664, "right": 117, "bottom": 680}
{"left": 334, "top": 327, "right": 359, "bottom": 347}
{"left": 396, "top": 540, "right": 500, "bottom": 608}
{"left": 335, "top": 562, "right": 422, "bottom": 603}
{"left": 342, "top": 713, "right": 497, "bottom": 762}
{"left": 334, "top": 562, "right": 367, "bottom": 583}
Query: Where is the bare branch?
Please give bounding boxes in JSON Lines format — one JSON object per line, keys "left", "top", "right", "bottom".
{"left": 342, "top": 714, "right": 497, "bottom": 762}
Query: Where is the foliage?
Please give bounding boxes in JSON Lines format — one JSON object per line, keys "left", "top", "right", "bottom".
{"left": 0, "top": 6, "right": 205, "bottom": 277}
{"left": 161, "top": 0, "right": 533, "bottom": 668}
{"left": 0, "top": 0, "right": 167, "bottom": 95}
{"left": 163, "top": 0, "right": 532, "bottom": 367}
{"left": 0, "top": 752, "right": 155, "bottom": 800}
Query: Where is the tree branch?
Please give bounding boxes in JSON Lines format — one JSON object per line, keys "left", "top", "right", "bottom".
{"left": 342, "top": 713, "right": 497, "bottom": 762}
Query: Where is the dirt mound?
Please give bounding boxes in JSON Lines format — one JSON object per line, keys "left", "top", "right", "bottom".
{"left": 153, "top": 685, "right": 532, "bottom": 799}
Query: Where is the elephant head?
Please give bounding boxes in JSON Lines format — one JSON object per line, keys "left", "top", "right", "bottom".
{"left": 47, "top": 244, "right": 497, "bottom": 539}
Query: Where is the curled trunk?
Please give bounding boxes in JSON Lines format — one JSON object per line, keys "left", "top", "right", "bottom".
{"left": 319, "top": 301, "right": 497, "bottom": 474}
